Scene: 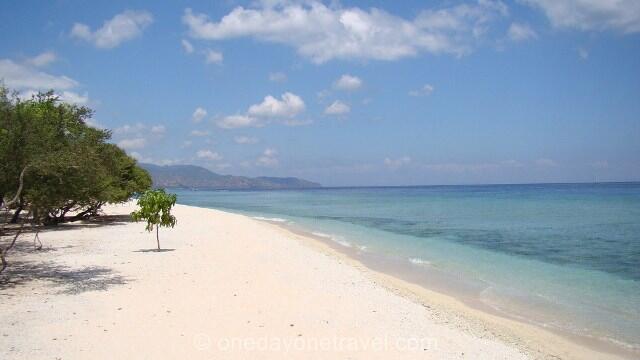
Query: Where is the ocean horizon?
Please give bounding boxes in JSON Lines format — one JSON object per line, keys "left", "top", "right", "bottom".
{"left": 174, "top": 182, "right": 640, "bottom": 354}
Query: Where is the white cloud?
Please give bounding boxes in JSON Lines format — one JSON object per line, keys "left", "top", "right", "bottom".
{"left": 408, "top": 84, "right": 435, "bottom": 97}
{"left": 217, "top": 114, "right": 262, "bottom": 129}
{"left": 204, "top": 49, "right": 223, "bottom": 64}
{"left": 117, "top": 137, "right": 146, "bottom": 150}
{"left": 248, "top": 92, "right": 305, "bottom": 118}
{"left": 217, "top": 92, "right": 307, "bottom": 129}
{"left": 334, "top": 74, "right": 362, "bottom": 91}
{"left": 18, "top": 89, "right": 89, "bottom": 105}
{"left": 0, "top": 59, "right": 77, "bottom": 90}
{"left": 181, "top": 39, "right": 194, "bottom": 53}
{"left": 192, "top": 107, "right": 207, "bottom": 122}
{"left": 27, "top": 51, "right": 56, "bottom": 67}
{"left": 0, "top": 58, "right": 91, "bottom": 105}
{"left": 522, "top": 0, "right": 640, "bottom": 33}
{"left": 58, "top": 91, "right": 90, "bottom": 105}
{"left": 324, "top": 100, "right": 350, "bottom": 115}
{"left": 507, "top": 22, "right": 537, "bottom": 41}
{"left": 182, "top": 1, "right": 508, "bottom": 63}
{"left": 234, "top": 136, "right": 258, "bottom": 144}
{"left": 384, "top": 156, "right": 412, "bottom": 169}
{"left": 190, "top": 129, "right": 210, "bottom": 137}
{"left": 71, "top": 10, "right": 154, "bottom": 49}
{"left": 182, "top": 140, "right": 193, "bottom": 148}
{"left": 197, "top": 149, "right": 223, "bottom": 161}
{"left": 114, "top": 123, "right": 146, "bottom": 135}
{"left": 256, "top": 148, "right": 279, "bottom": 167}
{"left": 268, "top": 72, "right": 287, "bottom": 82}
{"left": 535, "top": 158, "right": 558, "bottom": 167}
{"left": 151, "top": 125, "right": 166, "bottom": 135}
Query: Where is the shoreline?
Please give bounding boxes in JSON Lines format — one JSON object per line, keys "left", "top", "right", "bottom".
{"left": 0, "top": 202, "right": 635, "bottom": 359}
{"left": 249, "top": 214, "right": 637, "bottom": 360}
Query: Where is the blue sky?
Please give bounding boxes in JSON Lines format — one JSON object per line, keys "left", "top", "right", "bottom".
{"left": 1, "top": 0, "right": 639, "bottom": 186}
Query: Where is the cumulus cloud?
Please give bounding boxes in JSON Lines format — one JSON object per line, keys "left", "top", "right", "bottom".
{"left": 217, "top": 115, "right": 262, "bottom": 129}
{"left": 0, "top": 58, "right": 90, "bottom": 105}
{"left": 507, "top": 22, "right": 537, "bottom": 41}
{"left": 384, "top": 156, "right": 412, "bottom": 169}
{"left": 192, "top": 107, "right": 207, "bottom": 122}
{"left": 204, "top": 49, "right": 223, "bottom": 64}
{"left": 26, "top": 51, "right": 56, "bottom": 67}
{"left": 114, "top": 123, "right": 146, "bottom": 135}
{"left": 324, "top": 100, "right": 350, "bottom": 115}
{"left": 57, "top": 91, "right": 90, "bottom": 105}
{"left": 151, "top": 125, "right": 166, "bottom": 135}
{"left": 334, "top": 74, "right": 362, "bottom": 91}
{"left": 117, "top": 137, "right": 146, "bottom": 150}
{"left": 522, "top": 0, "right": 640, "bottom": 33}
{"left": 408, "top": 84, "right": 435, "bottom": 97}
{"left": 181, "top": 39, "right": 194, "bottom": 53}
{"left": 234, "top": 136, "right": 258, "bottom": 144}
{"left": 182, "top": 1, "right": 508, "bottom": 63}
{"left": 248, "top": 92, "right": 305, "bottom": 118}
{"left": 190, "top": 129, "right": 210, "bottom": 137}
{"left": 71, "top": 10, "right": 154, "bottom": 49}
{"left": 0, "top": 59, "right": 77, "bottom": 90}
{"left": 217, "top": 92, "right": 307, "bottom": 128}
{"left": 197, "top": 149, "right": 223, "bottom": 161}
{"left": 256, "top": 148, "right": 279, "bottom": 167}
{"left": 268, "top": 72, "right": 287, "bottom": 82}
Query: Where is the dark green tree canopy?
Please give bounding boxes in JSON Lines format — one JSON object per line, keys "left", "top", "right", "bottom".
{"left": 0, "top": 85, "right": 152, "bottom": 224}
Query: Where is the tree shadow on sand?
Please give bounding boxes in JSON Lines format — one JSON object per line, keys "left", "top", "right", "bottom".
{"left": 34, "top": 214, "right": 135, "bottom": 233}
{"left": 133, "top": 249, "right": 175, "bottom": 253}
{"left": 0, "top": 214, "right": 135, "bottom": 294}
{"left": 0, "top": 260, "right": 129, "bottom": 294}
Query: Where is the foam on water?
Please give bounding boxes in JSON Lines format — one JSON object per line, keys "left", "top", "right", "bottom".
{"left": 251, "top": 216, "right": 288, "bottom": 223}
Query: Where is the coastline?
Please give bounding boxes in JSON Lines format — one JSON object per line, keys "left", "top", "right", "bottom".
{"left": 0, "top": 202, "right": 633, "bottom": 359}
{"left": 261, "top": 218, "right": 635, "bottom": 360}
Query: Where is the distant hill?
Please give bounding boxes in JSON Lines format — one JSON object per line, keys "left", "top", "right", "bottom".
{"left": 139, "top": 163, "right": 321, "bottom": 190}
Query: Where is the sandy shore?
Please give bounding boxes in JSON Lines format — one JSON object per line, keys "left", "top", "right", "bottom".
{"left": 0, "top": 202, "right": 627, "bottom": 359}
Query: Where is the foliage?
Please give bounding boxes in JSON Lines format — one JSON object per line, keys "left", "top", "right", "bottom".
{"left": 130, "top": 189, "right": 177, "bottom": 250}
{"left": 0, "top": 85, "right": 152, "bottom": 224}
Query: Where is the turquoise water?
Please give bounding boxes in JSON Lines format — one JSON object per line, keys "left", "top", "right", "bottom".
{"left": 173, "top": 183, "right": 640, "bottom": 352}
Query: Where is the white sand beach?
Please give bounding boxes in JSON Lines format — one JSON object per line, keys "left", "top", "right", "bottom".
{"left": 0, "top": 203, "right": 627, "bottom": 359}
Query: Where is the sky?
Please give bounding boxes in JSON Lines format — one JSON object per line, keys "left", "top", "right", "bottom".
{"left": 1, "top": 0, "right": 639, "bottom": 186}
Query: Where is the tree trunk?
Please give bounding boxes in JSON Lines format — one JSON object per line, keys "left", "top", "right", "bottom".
{"left": 0, "top": 222, "right": 25, "bottom": 273}
{"left": 9, "top": 201, "right": 23, "bottom": 224}
{"left": 156, "top": 226, "right": 160, "bottom": 250}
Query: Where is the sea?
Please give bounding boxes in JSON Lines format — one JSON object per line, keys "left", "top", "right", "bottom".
{"left": 173, "top": 182, "right": 640, "bottom": 354}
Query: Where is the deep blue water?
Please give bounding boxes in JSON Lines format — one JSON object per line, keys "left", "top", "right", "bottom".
{"left": 173, "top": 183, "right": 640, "bottom": 350}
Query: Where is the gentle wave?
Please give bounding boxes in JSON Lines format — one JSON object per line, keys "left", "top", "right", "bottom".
{"left": 252, "top": 216, "right": 288, "bottom": 223}
{"left": 409, "top": 257, "right": 431, "bottom": 266}
{"left": 311, "top": 232, "right": 353, "bottom": 248}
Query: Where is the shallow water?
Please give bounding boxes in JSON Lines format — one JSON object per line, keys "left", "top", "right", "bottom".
{"left": 174, "top": 183, "right": 640, "bottom": 352}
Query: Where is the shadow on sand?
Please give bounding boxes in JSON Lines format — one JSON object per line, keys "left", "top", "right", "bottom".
{"left": 0, "top": 260, "right": 128, "bottom": 294}
{"left": 133, "top": 249, "right": 175, "bottom": 253}
{"left": 35, "top": 214, "right": 135, "bottom": 233}
{"left": 0, "top": 214, "right": 134, "bottom": 294}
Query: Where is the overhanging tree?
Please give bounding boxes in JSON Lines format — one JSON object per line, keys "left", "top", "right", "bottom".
{"left": 0, "top": 85, "right": 152, "bottom": 272}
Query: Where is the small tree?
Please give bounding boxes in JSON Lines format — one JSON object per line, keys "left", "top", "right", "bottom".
{"left": 131, "top": 189, "right": 177, "bottom": 250}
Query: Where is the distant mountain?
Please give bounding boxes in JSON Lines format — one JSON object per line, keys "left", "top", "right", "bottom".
{"left": 139, "top": 163, "right": 321, "bottom": 190}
